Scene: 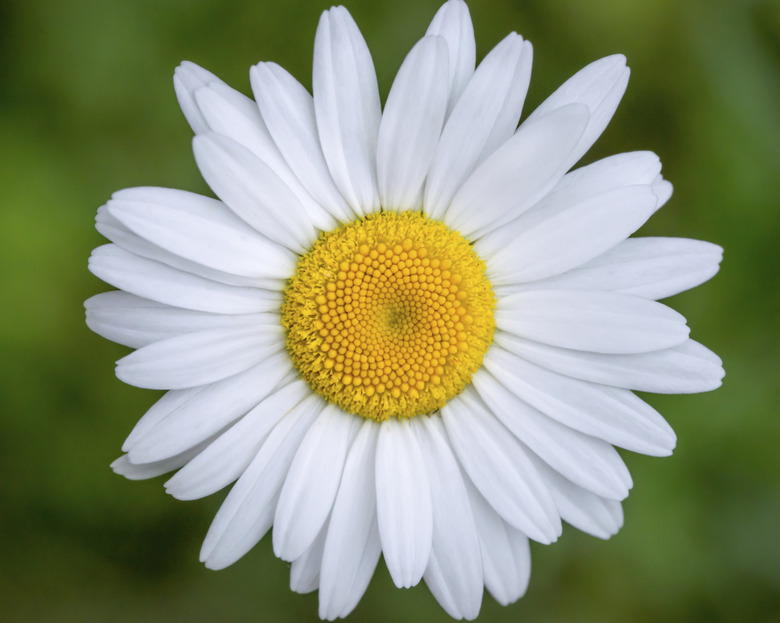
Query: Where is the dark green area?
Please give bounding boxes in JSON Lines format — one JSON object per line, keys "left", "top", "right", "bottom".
{"left": 1, "top": 0, "right": 778, "bottom": 621}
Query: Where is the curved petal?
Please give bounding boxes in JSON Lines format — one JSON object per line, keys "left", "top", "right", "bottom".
{"left": 125, "top": 352, "right": 292, "bottom": 463}
{"left": 290, "top": 523, "right": 327, "bottom": 595}
{"left": 89, "top": 244, "right": 281, "bottom": 314}
{"left": 192, "top": 132, "right": 317, "bottom": 252}
{"left": 471, "top": 368, "right": 632, "bottom": 500}
{"left": 250, "top": 62, "right": 354, "bottom": 221}
{"left": 200, "top": 394, "right": 324, "bottom": 570}
{"left": 313, "top": 6, "right": 381, "bottom": 214}
{"left": 442, "top": 388, "right": 561, "bottom": 543}
{"left": 376, "top": 36, "right": 450, "bottom": 211}
{"left": 483, "top": 347, "right": 677, "bottom": 456}
{"left": 375, "top": 417, "right": 432, "bottom": 588}
{"left": 111, "top": 437, "right": 210, "bottom": 481}
{"left": 495, "top": 290, "right": 690, "bottom": 354}
{"left": 319, "top": 420, "right": 381, "bottom": 620}
{"left": 274, "top": 406, "right": 360, "bottom": 562}
{"left": 424, "top": 33, "right": 533, "bottom": 220}
{"left": 425, "top": 0, "right": 475, "bottom": 115}
{"left": 173, "top": 61, "right": 223, "bottom": 134}
{"left": 417, "top": 416, "right": 483, "bottom": 620}
{"left": 443, "top": 104, "right": 589, "bottom": 239}
{"left": 164, "top": 380, "right": 310, "bottom": 500}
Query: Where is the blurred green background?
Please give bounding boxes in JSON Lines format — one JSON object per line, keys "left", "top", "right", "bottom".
{"left": 1, "top": 0, "right": 778, "bottom": 621}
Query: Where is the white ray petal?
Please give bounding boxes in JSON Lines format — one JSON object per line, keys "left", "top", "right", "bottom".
{"left": 164, "top": 380, "right": 310, "bottom": 500}
{"left": 201, "top": 394, "right": 324, "bottom": 570}
{"left": 250, "top": 62, "right": 354, "bottom": 221}
{"left": 290, "top": 522, "right": 328, "bottom": 595}
{"left": 111, "top": 436, "right": 210, "bottom": 481}
{"left": 375, "top": 417, "right": 433, "bottom": 588}
{"left": 495, "top": 290, "right": 689, "bottom": 354}
{"left": 88, "top": 244, "right": 281, "bottom": 314}
{"left": 424, "top": 33, "right": 532, "bottom": 219}
{"left": 444, "top": 104, "right": 588, "bottom": 239}
{"left": 126, "top": 353, "right": 292, "bottom": 463}
{"left": 484, "top": 347, "right": 677, "bottom": 456}
{"left": 376, "top": 36, "right": 450, "bottom": 211}
{"left": 319, "top": 420, "right": 381, "bottom": 620}
{"left": 274, "top": 406, "right": 360, "bottom": 562}
{"left": 417, "top": 416, "right": 483, "bottom": 620}
{"left": 313, "top": 6, "right": 381, "bottom": 215}
{"left": 173, "top": 61, "right": 223, "bottom": 134}
{"left": 442, "top": 388, "right": 561, "bottom": 543}
{"left": 472, "top": 368, "right": 632, "bottom": 500}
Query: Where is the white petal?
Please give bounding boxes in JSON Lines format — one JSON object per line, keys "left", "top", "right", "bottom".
{"left": 441, "top": 388, "right": 561, "bottom": 543}
{"left": 484, "top": 185, "right": 658, "bottom": 285}
{"left": 376, "top": 36, "right": 450, "bottom": 210}
{"left": 527, "top": 54, "right": 630, "bottom": 169}
{"left": 495, "top": 290, "right": 689, "bottom": 354}
{"left": 464, "top": 477, "right": 531, "bottom": 606}
{"left": 115, "top": 323, "right": 284, "bottom": 390}
{"left": 200, "top": 394, "right": 324, "bottom": 570}
{"left": 107, "top": 189, "right": 296, "bottom": 280}
{"left": 496, "top": 334, "right": 724, "bottom": 394}
{"left": 444, "top": 104, "right": 589, "bottom": 239}
{"left": 424, "top": 34, "right": 533, "bottom": 220}
{"left": 319, "top": 420, "right": 381, "bottom": 620}
{"left": 111, "top": 438, "right": 209, "bottom": 481}
{"left": 164, "top": 380, "right": 310, "bottom": 500}
{"left": 375, "top": 417, "right": 433, "bottom": 588}
{"left": 193, "top": 82, "right": 338, "bottom": 231}
{"left": 85, "top": 291, "right": 275, "bottom": 350}
{"left": 313, "top": 6, "right": 381, "bottom": 214}
{"left": 425, "top": 0, "right": 475, "bottom": 115}
{"left": 471, "top": 368, "right": 632, "bottom": 500}
{"left": 516, "top": 237, "right": 724, "bottom": 300}
{"left": 126, "top": 352, "right": 293, "bottom": 462}
{"left": 531, "top": 458, "right": 624, "bottom": 539}
{"left": 290, "top": 522, "right": 327, "bottom": 595}
{"left": 417, "top": 416, "right": 483, "bottom": 620}
{"left": 250, "top": 62, "right": 354, "bottom": 221}
{"left": 192, "top": 132, "right": 317, "bottom": 253}
{"left": 334, "top": 517, "right": 381, "bottom": 619}
{"left": 274, "top": 406, "right": 360, "bottom": 562}
{"left": 173, "top": 61, "right": 223, "bottom": 134}
{"left": 483, "top": 347, "right": 677, "bottom": 456}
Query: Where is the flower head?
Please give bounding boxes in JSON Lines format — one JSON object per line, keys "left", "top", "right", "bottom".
{"left": 86, "top": 1, "right": 724, "bottom": 619}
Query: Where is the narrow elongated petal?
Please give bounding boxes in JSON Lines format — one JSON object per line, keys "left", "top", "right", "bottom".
{"left": 527, "top": 54, "right": 630, "bottom": 169}
{"left": 126, "top": 353, "right": 292, "bottom": 462}
{"left": 313, "top": 6, "right": 381, "bottom": 214}
{"left": 495, "top": 290, "right": 689, "bottom": 354}
{"left": 375, "top": 418, "right": 433, "bottom": 588}
{"left": 334, "top": 517, "right": 381, "bottom": 619}
{"left": 88, "top": 244, "right": 281, "bottom": 314}
{"left": 165, "top": 380, "right": 310, "bottom": 500}
{"left": 515, "top": 237, "right": 724, "bottom": 300}
{"left": 483, "top": 347, "right": 677, "bottom": 455}
{"left": 274, "top": 406, "right": 360, "bottom": 562}
{"left": 424, "top": 34, "right": 533, "bottom": 219}
{"left": 111, "top": 439, "right": 209, "bottom": 480}
{"left": 200, "top": 395, "right": 324, "bottom": 570}
{"left": 472, "top": 368, "right": 632, "bottom": 500}
{"left": 464, "top": 478, "right": 531, "bottom": 606}
{"left": 496, "top": 334, "right": 724, "bottom": 394}
{"left": 85, "top": 291, "right": 275, "bottom": 350}
{"left": 173, "top": 61, "right": 223, "bottom": 134}
{"left": 442, "top": 388, "right": 561, "bottom": 543}
{"left": 193, "top": 132, "right": 317, "bottom": 252}
{"left": 250, "top": 62, "right": 354, "bottom": 221}
{"left": 290, "top": 524, "right": 327, "bottom": 595}
{"left": 115, "top": 323, "right": 283, "bottom": 390}
{"left": 417, "top": 416, "right": 483, "bottom": 620}
{"left": 444, "top": 104, "right": 589, "bottom": 239}
{"left": 425, "top": 0, "right": 475, "bottom": 114}
{"left": 376, "top": 36, "right": 450, "bottom": 210}
{"left": 319, "top": 420, "right": 381, "bottom": 620}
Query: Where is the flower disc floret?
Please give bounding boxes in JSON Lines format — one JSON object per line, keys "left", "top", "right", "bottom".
{"left": 282, "top": 211, "right": 495, "bottom": 421}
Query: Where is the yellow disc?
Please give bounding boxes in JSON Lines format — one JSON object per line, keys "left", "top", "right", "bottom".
{"left": 282, "top": 211, "right": 495, "bottom": 421}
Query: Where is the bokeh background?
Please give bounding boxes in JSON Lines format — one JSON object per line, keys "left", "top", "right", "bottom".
{"left": 1, "top": 0, "right": 778, "bottom": 621}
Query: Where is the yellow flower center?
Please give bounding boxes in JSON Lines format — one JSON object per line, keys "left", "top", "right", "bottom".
{"left": 282, "top": 211, "right": 495, "bottom": 421}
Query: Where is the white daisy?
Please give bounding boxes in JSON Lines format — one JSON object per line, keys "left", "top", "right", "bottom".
{"left": 86, "top": 0, "right": 724, "bottom": 619}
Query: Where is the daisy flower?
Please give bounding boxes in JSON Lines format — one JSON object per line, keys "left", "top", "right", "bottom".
{"left": 86, "top": 0, "right": 724, "bottom": 619}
